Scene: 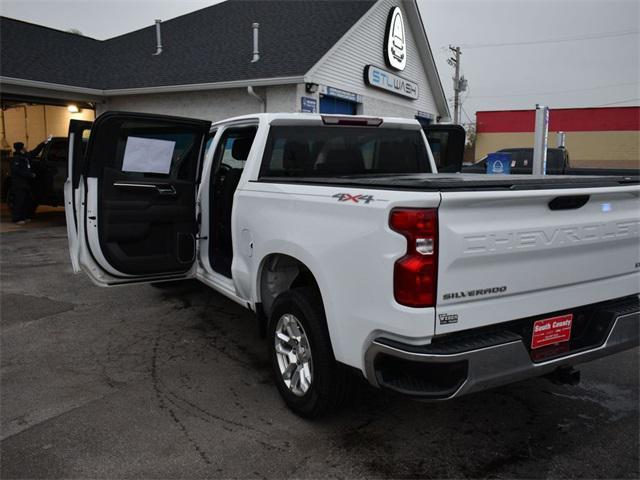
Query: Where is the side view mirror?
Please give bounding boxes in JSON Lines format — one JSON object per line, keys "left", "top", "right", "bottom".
{"left": 422, "top": 124, "right": 466, "bottom": 173}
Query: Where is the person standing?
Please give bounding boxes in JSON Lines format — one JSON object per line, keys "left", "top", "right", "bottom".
{"left": 10, "top": 142, "right": 37, "bottom": 224}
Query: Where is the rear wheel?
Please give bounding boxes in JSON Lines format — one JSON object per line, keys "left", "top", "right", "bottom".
{"left": 268, "top": 287, "right": 351, "bottom": 418}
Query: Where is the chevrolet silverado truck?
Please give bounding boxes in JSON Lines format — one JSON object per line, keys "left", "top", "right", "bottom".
{"left": 65, "top": 112, "right": 640, "bottom": 418}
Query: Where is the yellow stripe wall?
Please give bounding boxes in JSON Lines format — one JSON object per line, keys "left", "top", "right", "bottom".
{"left": 475, "top": 131, "right": 640, "bottom": 168}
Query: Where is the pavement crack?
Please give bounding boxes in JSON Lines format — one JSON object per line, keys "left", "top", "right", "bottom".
{"left": 150, "top": 314, "right": 214, "bottom": 466}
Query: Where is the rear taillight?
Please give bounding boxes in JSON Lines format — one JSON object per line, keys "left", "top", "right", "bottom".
{"left": 389, "top": 208, "right": 438, "bottom": 308}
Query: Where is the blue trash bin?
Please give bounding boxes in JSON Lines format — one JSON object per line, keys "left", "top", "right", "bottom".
{"left": 486, "top": 152, "right": 512, "bottom": 175}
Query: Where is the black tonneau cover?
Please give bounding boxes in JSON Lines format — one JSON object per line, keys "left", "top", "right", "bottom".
{"left": 259, "top": 173, "right": 639, "bottom": 192}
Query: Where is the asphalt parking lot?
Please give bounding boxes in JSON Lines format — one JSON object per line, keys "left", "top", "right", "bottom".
{"left": 1, "top": 217, "right": 638, "bottom": 479}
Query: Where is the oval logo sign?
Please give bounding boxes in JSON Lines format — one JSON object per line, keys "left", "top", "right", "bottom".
{"left": 385, "top": 6, "right": 406, "bottom": 71}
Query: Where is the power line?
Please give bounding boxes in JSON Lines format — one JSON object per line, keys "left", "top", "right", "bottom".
{"left": 460, "top": 105, "right": 474, "bottom": 124}
{"left": 466, "top": 81, "right": 639, "bottom": 99}
{"left": 457, "top": 29, "right": 638, "bottom": 49}
{"left": 596, "top": 97, "right": 640, "bottom": 107}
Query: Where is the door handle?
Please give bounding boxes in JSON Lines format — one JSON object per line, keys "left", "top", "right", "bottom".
{"left": 113, "top": 181, "right": 176, "bottom": 196}
{"left": 155, "top": 184, "right": 177, "bottom": 196}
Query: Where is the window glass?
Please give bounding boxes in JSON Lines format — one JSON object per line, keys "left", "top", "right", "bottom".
{"left": 112, "top": 125, "right": 200, "bottom": 180}
{"left": 425, "top": 132, "right": 448, "bottom": 169}
{"left": 213, "top": 126, "right": 258, "bottom": 172}
{"left": 261, "top": 126, "right": 430, "bottom": 177}
{"left": 269, "top": 138, "right": 287, "bottom": 170}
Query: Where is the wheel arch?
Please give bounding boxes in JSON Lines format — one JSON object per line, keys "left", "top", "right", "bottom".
{"left": 256, "top": 252, "right": 324, "bottom": 320}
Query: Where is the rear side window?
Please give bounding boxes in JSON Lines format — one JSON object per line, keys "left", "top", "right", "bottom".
{"left": 260, "top": 126, "right": 430, "bottom": 177}
{"left": 212, "top": 126, "right": 258, "bottom": 172}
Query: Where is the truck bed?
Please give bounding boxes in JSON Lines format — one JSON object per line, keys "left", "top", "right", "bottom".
{"left": 260, "top": 173, "right": 639, "bottom": 191}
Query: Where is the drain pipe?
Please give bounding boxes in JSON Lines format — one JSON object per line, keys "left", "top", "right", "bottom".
{"left": 247, "top": 86, "right": 266, "bottom": 113}
{"left": 152, "top": 19, "right": 163, "bottom": 56}
{"left": 247, "top": 23, "right": 265, "bottom": 111}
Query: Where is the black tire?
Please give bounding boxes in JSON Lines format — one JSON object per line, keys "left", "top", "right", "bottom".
{"left": 268, "top": 287, "right": 352, "bottom": 418}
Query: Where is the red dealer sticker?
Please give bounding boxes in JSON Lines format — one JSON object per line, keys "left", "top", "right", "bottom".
{"left": 531, "top": 314, "right": 573, "bottom": 350}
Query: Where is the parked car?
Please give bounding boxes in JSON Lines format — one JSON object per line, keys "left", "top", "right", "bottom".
{"left": 463, "top": 147, "right": 638, "bottom": 176}
{"left": 65, "top": 112, "right": 639, "bottom": 418}
{"left": 3, "top": 137, "right": 68, "bottom": 211}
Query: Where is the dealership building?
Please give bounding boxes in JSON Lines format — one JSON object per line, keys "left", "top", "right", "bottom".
{"left": 0, "top": 0, "right": 450, "bottom": 150}
{"left": 475, "top": 106, "right": 640, "bottom": 168}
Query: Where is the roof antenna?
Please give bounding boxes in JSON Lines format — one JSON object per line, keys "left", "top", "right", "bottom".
{"left": 251, "top": 23, "right": 260, "bottom": 63}
{"left": 153, "top": 19, "right": 162, "bottom": 56}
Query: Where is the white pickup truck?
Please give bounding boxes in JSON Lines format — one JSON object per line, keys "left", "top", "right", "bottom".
{"left": 65, "top": 112, "right": 640, "bottom": 418}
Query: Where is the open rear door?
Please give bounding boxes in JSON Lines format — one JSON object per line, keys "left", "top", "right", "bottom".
{"left": 74, "top": 112, "right": 211, "bottom": 286}
{"left": 65, "top": 119, "right": 93, "bottom": 272}
{"left": 423, "top": 124, "right": 466, "bottom": 173}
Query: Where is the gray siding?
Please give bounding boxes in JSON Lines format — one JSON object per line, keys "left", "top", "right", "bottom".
{"left": 307, "top": 0, "right": 439, "bottom": 118}
{"left": 100, "top": 85, "right": 299, "bottom": 122}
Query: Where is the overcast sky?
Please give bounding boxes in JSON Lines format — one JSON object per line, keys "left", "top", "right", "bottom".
{"left": 1, "top": 0, "right": 638, "bottom": 124}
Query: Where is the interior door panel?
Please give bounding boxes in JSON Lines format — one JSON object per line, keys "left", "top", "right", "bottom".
{"left": 83, "top": 112, "right": 211, "bottom": 279}
{"left": 100, "top": 168, "right": 196, "bottom": 274}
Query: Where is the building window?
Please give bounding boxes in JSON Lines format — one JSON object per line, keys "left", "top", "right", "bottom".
{"left": 319, "top": 95, "right": 358, "bottom": 115}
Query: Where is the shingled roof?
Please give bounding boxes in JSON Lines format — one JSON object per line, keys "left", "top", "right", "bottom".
{"left": 0, "top": 0, "right": 375, "bottom": 90}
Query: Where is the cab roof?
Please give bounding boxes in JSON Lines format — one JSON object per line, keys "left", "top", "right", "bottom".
{"left": 212, "top": 113, "right": 423, "bottom": 129}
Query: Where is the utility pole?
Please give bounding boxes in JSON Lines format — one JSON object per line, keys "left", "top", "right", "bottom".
{"left": 448, "top": 46, "right": 466, "bottom": 124}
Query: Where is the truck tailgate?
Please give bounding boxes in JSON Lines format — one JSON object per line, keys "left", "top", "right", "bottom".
{"left": 436, "top": 185, "right": 640, "bottom": 334}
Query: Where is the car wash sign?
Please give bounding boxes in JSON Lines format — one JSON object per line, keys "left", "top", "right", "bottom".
{"left": 385, "top": 6, "right": 406, "bottom": 71}
{"left": 363, "top": 7, "right": 418, "bottom": 100}
{"left": 364, "top": 65, "right": 419, "bottom": 100}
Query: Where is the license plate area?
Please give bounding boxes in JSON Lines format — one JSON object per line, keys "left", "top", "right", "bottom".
{"left": 531, "top": 314, "right": 573, "bottom": 350}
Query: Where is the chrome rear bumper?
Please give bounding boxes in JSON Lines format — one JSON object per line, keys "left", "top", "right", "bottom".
{"left": 364, "top": 304, "right": 639, "bottom": 399}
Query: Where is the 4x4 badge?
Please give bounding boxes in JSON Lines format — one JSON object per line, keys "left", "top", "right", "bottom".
{"left": 333, "top": 193, "right": 374, "bottom": 204}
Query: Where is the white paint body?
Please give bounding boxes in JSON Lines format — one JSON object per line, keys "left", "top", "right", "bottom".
{"left": 66, "top": 113, "right": 640, "bottom": 380}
